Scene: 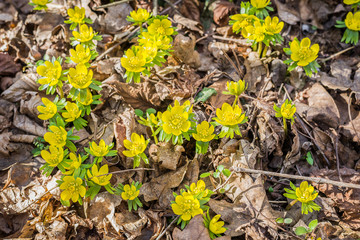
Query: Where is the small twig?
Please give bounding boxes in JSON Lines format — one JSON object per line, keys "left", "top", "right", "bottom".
{"left": 156, "top": 215, "right": 179, "bottom": 240}
{"left": 17, "top": 186, "right": 58, "bottom": 213}
{"left": 90, "top": 168, "right": 155, "bottom": 180}
{"left": 319, "top": 46, "right": 355, "bottom": 62}
{"left": 214, "top": 172, "right": 234, "bottom": 192}
{"left": 161, "top": 0, "right": 183, "bottom": 15}
{"left": 231, "top": 167, "right": 360, "bottom": 189}
{"left": 213, "top": 35, "right": 252, "bottom": 46}
{"left": 163, "top": 0, "right": 182, "bottom": 15}
{"left": 94, "top": 0, "right": 132, "bottom": 9}
{"left": 348, "top": 91, "right": 360, "bottom": 142}
{"left": 153, "top": 0, "right": 158, "bottom": 16}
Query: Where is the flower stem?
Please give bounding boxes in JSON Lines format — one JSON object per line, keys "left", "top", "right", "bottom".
{"left": 232, "top": 96, "right": 238, "bottom": 108}
{"left": 150, "top": 126, "right": 158, "bottom": 144}
{"left": 58, "top": 86, "right": 64, "bottom": 99}
{"left": 285, "top": 199, "right": 298, "bottom": 211}
{"left": 139, "top": 24, "right": 143, "bottom": 34}
{"left": 257, "top": 42, "right": 263, "bottom": 57}
{"left": 261, "top": 45, "right": 268, "bottom": 58}
{"left": 283, "top": 117, "right": 288, "bottom": 136}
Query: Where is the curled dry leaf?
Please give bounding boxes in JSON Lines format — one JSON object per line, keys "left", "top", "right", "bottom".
{"left": 284, "top": 126, "right": 301, "bottom": 169}
{"left": 179, "top": 0, "right": 201, "bottom": 23}
{"left": 104, "top": 3, "right": 132, "bottom": 33}
{"left": 149, "top": 142, "right": 184, "bottom": 171}
{"left": 0, "top": 53, "right": 21, "bottom": 76}
{"left": 172, "top": 215, "right": 211, "bottom": 240}
{"left": 243, "top": 52, "right": 268, "bottom": 93}
{"left": 1, "top": 73, "right": 39, "bottom": 103}
{"left": 141, "top": 162, "right": 188, "bottom": 208}
{"left": 172, "top": 34, "right": 201, "bottom": 69}
{"left": 213, "top": 1, "right": 236, "bottom": 26}
{"left": 312, "top": 168, "right": 360, "bottom": 230}
{"left": 13, "top": 109, "right": 47, "bottom": 136}
{"left": 20, "top": 91, "right": 43, "bottom": 120}
{"left": 173, "top": 14, "right": 204, "bottom": 35}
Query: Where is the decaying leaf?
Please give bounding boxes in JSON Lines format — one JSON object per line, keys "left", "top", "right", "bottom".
{"left": 149, "top": 142, "right": 185, "bottom": 170}
{"left": 172, "top": 34, "right": 201, "bottom": 69}
{"left": 179, "top": 0, "right": 201, "bottom": 23}
{"left": 172, "top": 215, "right": 211, "bottom": 240}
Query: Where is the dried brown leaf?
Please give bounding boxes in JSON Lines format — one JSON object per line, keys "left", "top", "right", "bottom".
{"left": 149, "top": 142, "right": 184, "bottom": 170}
{"left": 172, "top": 215, "right": 211, "bottom": 240}
{"left": 213, "top": 1, "right": 236, "bottom": 26}
{"left": 0, "top": 53, "right": 21, "bottom": 76}
{"left": 179, "top": 0, "right": 201, "bottom": 22}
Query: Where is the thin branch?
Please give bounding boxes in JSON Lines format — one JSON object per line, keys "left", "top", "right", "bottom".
{"left": 156, "top": 215, "right": 179, "bottom": 240}
{"left": 319, "top": 46, "right": 355, "bottom": 62}
{"left": 161, "top": 0, "right": 183, "bottom": 15}
{"left": 213, "top": 35, "right": 252, "bottom": 46}
{"left": 213, "top": 172, "right": 234, "bottom": 192}
{"left": 17, "top": 186, "right": 58, "bottom": 213}
{"left": 153, "top": 0, "right": 158, "bottom": 16}
{"left": 89, "top": 168, "right": 155, "bottom": 180}
{"left": 231, "top": 167, "right": 360, "bottom": 189}
{"left": 94, "top": 0, "right": 132, "bottom": 10}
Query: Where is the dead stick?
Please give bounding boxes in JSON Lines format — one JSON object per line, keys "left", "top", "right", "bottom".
{"left": 94, "top": 0, "right": 132, "bottom": 9}
{"left": 17, "top": 186, "right": 58, "bottom": 213}
{"left": 231, "top": 167, "right": 360, "bottom": 189}
{"left": 320, "top": 46, "right": 355, "bottom": 62}
{"left": 156, "top": 215, "right": 179, "bottom": 240}
{"left": 90, "top": 168, "right": 155, "bottom": 179}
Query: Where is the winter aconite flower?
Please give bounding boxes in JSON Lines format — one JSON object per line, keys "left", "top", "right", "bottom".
{"left": 214, "top": 103, "right": 246, "bottom": 127}
{"left": 223, "top": 80, "right": 247, "bottom": 97}
{"left": 30, "top": 0, "right": 51, "bottom": 10}
{"left": 37, "top": 60, "right": 62, "bottom": 86}
{"left": 121, "top": 184, "right": 140, "bottom": 200}
{"left": 139, "top": 32, "right": 172, "bottom": 50}
{"left": 72, "top": 24, "right": 94, "bottom": 43}
{"left": 87, "top": 164, "right": 112, "bottom": 186}
{"left": 128, "top": 8, "right": 150, "bottom": 25}
{"left": 193, "top": 121, "right": 215, "bottom": 142}
{"left": 290, "top": 38, "right": 319, "bottom": 67}
{"left": 188, "top": 180, "right": 209, "bottom": 198}
{"left": 77, "top": 88, "right": 93, "bottom": 106}
{"left": 121, "top": 46, "right": 146, "bottom": 73}
{"left": 274, "top": 99, "right": 296, "bottom": 124}
{"left": 251, "top": 0, "right": 270, "bottom": 9}
{"left": 89, "top": 139, "right": 110, "bottom": 157}
{"left": 67, "top": 6, "right": 85, "bottom": 24}
{"left": 68, "top": 63, "right": 93, "bottom": 89}
{"left": 171, "top": 192, "right": 203, "bottom": 221}
{"left": 41, "top": 146, "right": 64, "bottom": 167}
{"left": 204, "top": 212, "right": 227, "bottom": 239}
{"left": 162, "top": 106, "right": 191, "bottom": 136}
{"left": 148, "top": 19, "right": 174, "bottom": 36}
{"left": 344, "top": 0, "right": 360, "bottom": 5}
{"left": 62, "top": 102, "right": 81, "bottom": 122}
{"left": 44, "top": 126, "right": 67, "bottom": 147}
{"left": 70, "top": 44, "right": 91, "bottom": 64}
{"left": 37, "top": 98, "right": 57, "bottom": 120}
{"left": 245, "top": 21, "right": 267, "bottom": 42}
{"left": 284, "top": 181, "right": 321, "bottom": 215}
{"left": 123, "top": 133, "right": 148, "bottom": 157}
{"left": 345, "top": 11, "right": 360, "bottom": 31}
{"left": 60, "top": 176, "right": 86, "bottom": 203}
{"left": 64, "top": 153, "right": 82, "bottom": 175}
{"left": 264, "top": 16, "right": 284, "bottom": 35}
{"left": 230, "top": 14, "right": 259, "bottom": 36}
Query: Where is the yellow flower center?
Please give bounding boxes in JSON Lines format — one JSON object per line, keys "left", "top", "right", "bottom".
{"left": 297, "top": 48, "right": 313, "bottom": 62}
{"left": 169, "top": 114, "right": 184, "bottom": 129}
{"left": 45, "top": 68, "right": 60, "bottom": 81}
{"left": 73, "top": 73, "right": 88, "bottom": 86}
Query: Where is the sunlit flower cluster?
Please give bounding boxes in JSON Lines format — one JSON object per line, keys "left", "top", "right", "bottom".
{"left": 121, "top": 10, "right": 177, "bottom": 83}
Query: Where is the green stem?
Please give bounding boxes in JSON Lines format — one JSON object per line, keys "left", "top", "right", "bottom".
{"left": 150, "top": 126, "right": 158, "bottom": 144}
{"left": 286, "top": 199, "right": 298, "bottom": 211}
{"left": 261, "top": 45, "right": 269, "bottom": 58}
{"left": 139, "top": 24, "right": 143, "bottom": 34}
{"left": 232, "top": 96, "right": 238, "bottom": 108}
{"left": 257, "top": 42, "right": 263, "bottom": 57}
{"left": 58, "top": 86, "right": 64, "bottom": 99}
{"left": 283, "top": 117, "right": 288, "bottom": 137}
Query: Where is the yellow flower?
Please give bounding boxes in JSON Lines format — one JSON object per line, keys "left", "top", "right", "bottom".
{"left": 41, "top": 145, "right": 64, "bottom": 167}
{"left": 344, "top": 0, "right": 360, "bottom": 5}
{"left": 139, "top": 32, "right": 172, "bottom": 50}
{"left": 44, "top": 126, "right": 67, "bottom": 147}
{"left": 162, "top": 106, "right": 191, "bottom": 136}
{"left": 70, "top": 44, "right": 91, "bottom": 64}
{"left": 142, "top": 43, "right": 158, "bottom": 63}
{"left": 264, "top": 16, "right": 284, "bottom": 35}
{"left": 87, "top": 164, "right": 112, "bottom": 186}
{"left": 36, "top": 60, "right": 62, "bottom": 86}
{"left": 123, "top": 133, "right": 148, "bottom": 157}
{"left": 214, "top": 103, "right": 246, "bottom": 126}
{"left": 37, "top": 98, "right": 57, "bottom": 120}
{"left": 148, "top": 19, "right": 174, "bottom": 36}
{"left": 230, "top": 14, "right": 259, "bottom": 36}
{"left": 171, "top": 192, "right": 203, "bottom": 221}
{"left": 224, "top": 80, "right": 247, "bottom": 96}
{"left": 89, "top": 139, "right": 110, "bottom": 157}
{"left": 209, "top": 215, "right": 227, "bottom": 235}
{"left": 67, "top": 6, "right": 85, "bottom": 24}
{"left": 121, "top": 47, "right": 146, "bottom": 73}
{"left": 172, "top": 100, "right": 193, "bottom": 113}
{"left": 129, "top": 8, "right": 150, "bottom": 24}
{"left": 60, "top": 176, "right": 86, "bottom": 202}
{"left": 121, "top": 184, "right": 140, "bottom": 200}
{"left": 64, "top": 153, "right": 82, "bottom": 175}
{"left": 72, "top": 24, "right": 94, "bottom": 43}
{"left": 68, "top": 63, "right": 93, "bottom": 89}
{"left": 189, "top": 180, "right": 209, "bottom": 197}
{"left": 62, "top": 102, "right": 81, "bottom": 122}
{"left": 280, "top": 99, "right": 296, "bottom": 120}
{"left": 245, "top": 21, "right": 267, "bottom": 42}
{"left": 193, "top": 121, "right": 215, "bottom": 142}
{"left": 32, "top": 0, "right": 51, "bottom": 6}
{"left": 290, "top": 38, "right": 319, "bottom": 67}
{"left": 344, "top": 11, "right": 360, "bottom": 31}
{"left": 251, "top": 0, "right": 270, "bottom": 8}
{"left": 77, "top": 88, "right": 93, "bottom": 106}
{"left": 296, "top": 181, "right": 318, "bottom": 203}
